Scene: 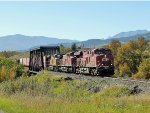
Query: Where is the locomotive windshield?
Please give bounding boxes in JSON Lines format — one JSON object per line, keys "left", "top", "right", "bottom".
{"left": 94, "top": 49, "right": 112, "bottom": 54}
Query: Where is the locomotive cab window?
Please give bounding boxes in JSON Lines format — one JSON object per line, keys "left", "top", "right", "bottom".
{"left": 95, "top": 49, "right": 112, "bottom": 55}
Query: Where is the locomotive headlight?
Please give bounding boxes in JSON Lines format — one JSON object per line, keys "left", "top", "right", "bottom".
{"left": 101, "top": 64, "right": 103, "bottom": 65}
{"left": 111, "top": 64, "right": 113, "bottom": 65}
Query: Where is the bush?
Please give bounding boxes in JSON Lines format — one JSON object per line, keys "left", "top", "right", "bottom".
{"left": 133, "top": 58, "right": 150, "bottom": 79}
{"left": 119, "top": 63, "right": 132, "bottom": 77}
{"left": 114, "top": 37, "right": 149, "bottom": 78}
{"left": 0, "top": 58, "right": 23, "bottom": 82}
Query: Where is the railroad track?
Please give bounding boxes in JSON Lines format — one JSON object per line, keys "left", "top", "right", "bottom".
{"left": 48, "top": 71, "right": 150, "bottom": 93}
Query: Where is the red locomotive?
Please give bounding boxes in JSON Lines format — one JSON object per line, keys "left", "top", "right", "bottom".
{"left": 76, "top": 48, "right": 114, "bottom": 75}
{"left": 49, "top": 48, "right": 114, "bottom": 76}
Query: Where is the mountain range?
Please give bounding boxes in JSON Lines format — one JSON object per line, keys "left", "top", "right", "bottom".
{"left": 0, "top": 30, "right": 150, "bottom": 51}
{"left": 78, "top": 30, "right": 150, "bottom": 48}
{"left": 0, "top": 34, "right": 78, "bottom": 51}
{"left": 109, "top": 30, "right": 149, "bottom": 39}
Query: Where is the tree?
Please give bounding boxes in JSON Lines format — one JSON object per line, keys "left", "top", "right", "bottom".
{"left": 107, "top": 39, "right": 121, "bottom": 76}
{"left": 119, "top": 63, "right": 132, "bottom": 77}
{"left": 60, "top": 44, "right": 65, "bottom": 53}
{"left": 71, "top": 43, "right": 77, "bottom": 51}
{"left": 108, "top": 39, "right": 121, "bottom": 57}
{"left": 0, "top": 51, "right": 19, "bottom": 58}
{"left": 60, "top": 44, "right": 71, "bottom": 54}
{"left": 136, "top": 37, "right": 148, "bottom": 51}
{"left": 115, "top": 41, "right": 140, "bottom": 76}
{"left": 142, "top": 43, "right": 150, "bottom": 59}
{"left": 0, "top": 58, "right": 23, "bottom": 82}
{"left": 133, "top": 58, "right": 150, "bottom": 79}
{"left": 115, "top": 37, "right": 149, "bottom": 77}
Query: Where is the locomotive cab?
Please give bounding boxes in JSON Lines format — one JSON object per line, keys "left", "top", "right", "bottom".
{"left": 93, "top": 48, "right": 114, "bottom": 75}
{"left": 94, "top": 49, "right": 113, "bottom": 64}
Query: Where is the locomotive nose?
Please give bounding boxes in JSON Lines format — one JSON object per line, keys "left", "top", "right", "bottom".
{"left": 102, "top": 58, "right": 109, "bottom": 62}
{"left": 96, "top": 54, "right": 113, "bottom": 67}
{"left": 101, "top": 57, "right": 112, "bottom": 66}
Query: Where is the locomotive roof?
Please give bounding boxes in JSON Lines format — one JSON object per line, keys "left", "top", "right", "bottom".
{"left": 93, "top": 48, "right": 111, "bottom": 50}
{"left": 78, "top": 48, "right": 111, "bottom": 52}
{"left": 30, "top": 46, "right": 60, "bottom": 51}
{"left": 78, "top": 48, "right": 93, "bottom": 51}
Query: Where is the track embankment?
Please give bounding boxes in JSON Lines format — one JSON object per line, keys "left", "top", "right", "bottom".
{"left": 48, "top": 71, "right": 150, "bottom": 93}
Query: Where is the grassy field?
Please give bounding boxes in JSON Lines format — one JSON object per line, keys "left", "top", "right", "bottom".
{"left": 0, "top": 72, "right": 150, "bottom": 113}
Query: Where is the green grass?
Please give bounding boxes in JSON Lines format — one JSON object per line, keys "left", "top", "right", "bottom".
{"left": 1, "top": 91, "right": 150, "bottom": 113}
{"left": 0, "top": 71, "right": 150, "bottom": 113}
{"left": 0, "top": 96, "right": 32, "bottom": 113}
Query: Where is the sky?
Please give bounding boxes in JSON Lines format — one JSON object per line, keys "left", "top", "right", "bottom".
{"left": 0, "top": 1, "right": 150, "bottom": 41}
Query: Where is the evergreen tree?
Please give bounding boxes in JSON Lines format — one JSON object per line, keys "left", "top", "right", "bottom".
{"left": 71, "top": 43, "right": 77, "bottom": 51}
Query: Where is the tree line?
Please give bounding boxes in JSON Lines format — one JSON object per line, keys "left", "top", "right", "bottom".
{"left": 106, "top": 37, "right": 150, "bottom": 79}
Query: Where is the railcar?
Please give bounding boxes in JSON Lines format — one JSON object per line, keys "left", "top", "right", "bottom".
{"left": 19, "top": 58, "right": 29, "bottom": 67}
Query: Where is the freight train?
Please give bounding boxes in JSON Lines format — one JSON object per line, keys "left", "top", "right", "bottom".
{"left": 20, "top": 46, "right": 114, "bottom": 76}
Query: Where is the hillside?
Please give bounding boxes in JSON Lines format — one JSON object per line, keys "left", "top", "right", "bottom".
{"left": 110, "top": 30, "right": 149, "bottom": 39}
{"left": 0, "top": 34, "right": 78, "bottom": 51}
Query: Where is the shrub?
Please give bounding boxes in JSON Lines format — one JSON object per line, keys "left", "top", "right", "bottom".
{"left": 119, "top": 63, "right": 132, "bottom": 77}
{"left": 133, "top": 58, "right": 150, "bottom": 79}
{"left": 0, "top": 58, "right": 23, "bottom": 82}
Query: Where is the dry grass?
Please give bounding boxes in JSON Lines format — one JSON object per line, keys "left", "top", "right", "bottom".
{"left": 0, "top": 72, "right": 150, "bottom": 113}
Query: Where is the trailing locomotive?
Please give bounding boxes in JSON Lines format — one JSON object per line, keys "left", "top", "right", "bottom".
{"left": 48, "top": 48, "right": 114, "bottom": 76}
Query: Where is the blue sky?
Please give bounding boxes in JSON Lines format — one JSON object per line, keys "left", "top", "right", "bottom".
{"left": 0, "top": 1, "right": 150, "bottom": 41}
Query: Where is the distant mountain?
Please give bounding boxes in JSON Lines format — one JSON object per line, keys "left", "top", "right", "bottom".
{"left": 77, "top": 39, "right": 111, "bottom": 48}
{"left": 109, "top": 30, "right": 149, "bottom": 39}
{"left": 118, "top": 32, "right": 150, "bottom": 42}
{"left": 78, "top": 30, "right": 150, "bottom": 47}
{"left": 0, "top": 34, "right": 78, "bottom": 51}
{"left": 0, "top": 30, "right": 150, "bottom": 51}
